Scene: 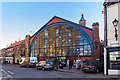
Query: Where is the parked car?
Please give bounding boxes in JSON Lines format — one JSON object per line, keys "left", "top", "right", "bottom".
{"left": 59, "top": 62, "right": 65, "bottom": 69}
{"left": 19, "top": 57, "right": 38, "bottom": 68}
{"left": 36, "top": 61, "right": 55, "bottom": 71}
{"left": 81, "top": 61, "right": 104, "bottom": 73}
{"left": 61, "top": 61, "right": 66, "bottom": 67}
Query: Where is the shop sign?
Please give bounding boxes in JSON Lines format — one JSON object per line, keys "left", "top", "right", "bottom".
{"left": 61, "top": 57, "right": 66, "bottom": 59}
{"left": 110, "top": 57, "right": 116, "bottom": 61}
{"left": 110, "top": 52, "right": 120, "bottom": 57}
{"left": 108, "top": 47, "right": 120, "bottom": 52}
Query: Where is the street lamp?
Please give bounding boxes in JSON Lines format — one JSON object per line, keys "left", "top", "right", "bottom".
{"left": 112, "top": 18, "right": 119, "bottom": 41}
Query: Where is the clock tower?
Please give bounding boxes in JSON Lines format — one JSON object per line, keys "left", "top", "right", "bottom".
{"left": 79, "top": 13, "right": 87, "bottom": 26}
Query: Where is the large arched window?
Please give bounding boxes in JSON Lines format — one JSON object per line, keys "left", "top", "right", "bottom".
{"left": 30, "top": 23, "right": 93, "bottom": 57}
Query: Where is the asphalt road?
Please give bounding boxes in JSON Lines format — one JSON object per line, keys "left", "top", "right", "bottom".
{"left": 1, "top": 64, "right": 120, "bottom": 79}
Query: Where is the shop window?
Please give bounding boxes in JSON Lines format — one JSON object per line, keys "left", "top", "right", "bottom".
{"left": 109, "top": 52, "right": 120, "bottom": 69}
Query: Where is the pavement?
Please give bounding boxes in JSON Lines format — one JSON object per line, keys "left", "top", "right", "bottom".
{"left": 56, "top": 66, "right": 120, "bottom": 78}
{"left": 56, "top": 66, "right": 83, "bottom": 74}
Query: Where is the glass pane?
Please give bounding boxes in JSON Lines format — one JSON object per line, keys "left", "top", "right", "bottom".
{"left": 31, "top": 24, "right": 92, "bottom": 57}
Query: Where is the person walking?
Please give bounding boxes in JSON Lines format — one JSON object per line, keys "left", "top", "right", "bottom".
{"left": 69, "top": 60, "right": 73, "bottom": 70}
{"left": 73, "top": 59, "right": 76, "bottom": 68}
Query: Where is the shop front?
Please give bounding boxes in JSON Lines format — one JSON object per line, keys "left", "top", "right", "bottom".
{"left": 5, "top": 57, "right": 13, "bottom": 64}
{"left": 105, "top": 46, "right": 120, "bottom": 75}
{"left": 5, "top": 52, "right": 13, "bottom": 64}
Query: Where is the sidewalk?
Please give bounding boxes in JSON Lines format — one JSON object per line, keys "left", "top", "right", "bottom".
{"left": 56, "top": 66, "right": 83, "bottom": 74}
{"left": 55, "top": 66, "right": 120, "bottom": 79}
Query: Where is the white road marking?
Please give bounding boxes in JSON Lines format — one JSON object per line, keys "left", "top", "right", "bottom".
{"left": 0, "top": 68, "right": 12, "bottom": 78}
{"left": 7, "top": 71, "right": 14, "bottom": 75}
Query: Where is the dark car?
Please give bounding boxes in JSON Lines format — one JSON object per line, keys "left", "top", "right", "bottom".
{"left": 36, "top": 61, "right": 55, "bottom": 71}
{"left": 81, "top": 61, "right": 104, "bottom": 73}
{"left": 59, "top": 61, "right": 65, "bottom": 69}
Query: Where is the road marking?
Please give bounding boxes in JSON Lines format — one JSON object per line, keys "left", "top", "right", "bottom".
{"left": 0, "top": 68, "right": 12, "bottom": 78}
{"left": 7, "top": 71, "right": 14, "bottom": 75}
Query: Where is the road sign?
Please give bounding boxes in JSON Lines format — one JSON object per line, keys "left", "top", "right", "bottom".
{"left": 77, "top": 48, "right": 80, "bottom": 52}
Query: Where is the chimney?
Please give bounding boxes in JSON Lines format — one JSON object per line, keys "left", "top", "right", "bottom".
{"left": 79, "top": 13, "right": 87, "bottom": 26}
{"left": 92, "top": 22, "right": 99, "bottom": 36}
{"left": 92, "top": 22, "right": 100, "bottom": 61}
{"left": 25, "top": 34, "right": 30, "bottom": 57}
{"left": 7, "top": 45, "right": 9, "bottom": 47}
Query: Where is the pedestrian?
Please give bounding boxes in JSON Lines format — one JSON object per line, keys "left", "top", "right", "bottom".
{"left": 9, "top": 60, "right": 10, "bottom": 64}
{"left": 69, "top": 60, "right": 73, "bottom": 70}
{"left": 73, "top": 59, "right": 76, "bottom": 67}
{"left": 17, "top": 59, "right": 19, "bottom": 63}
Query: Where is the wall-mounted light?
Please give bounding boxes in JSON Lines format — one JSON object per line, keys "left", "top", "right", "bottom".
{"left": 112, "top": 18, "right": 119, "bottom": 41}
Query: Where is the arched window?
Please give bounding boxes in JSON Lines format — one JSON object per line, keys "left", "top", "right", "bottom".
{"left": 30, "top": 23, "right": 93, "bottom": 57}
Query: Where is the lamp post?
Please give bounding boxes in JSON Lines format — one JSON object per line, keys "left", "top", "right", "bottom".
{"left": 112, "top": 18, "right": 119, "bottom": 41}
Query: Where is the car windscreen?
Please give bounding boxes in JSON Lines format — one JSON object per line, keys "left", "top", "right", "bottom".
{"left": 82, "top": 63, "right": 93, "bottom": 66}
{"left": 46, "top": 61, "right": 53, "bottom": 64}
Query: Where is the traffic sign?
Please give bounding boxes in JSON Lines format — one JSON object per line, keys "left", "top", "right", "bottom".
{"left": 77, "top": 48, "right": 80, "bottom": 52}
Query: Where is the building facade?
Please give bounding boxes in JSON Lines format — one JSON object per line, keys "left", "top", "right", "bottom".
{"left": 0, "top": 48, "right": 5, "bottom": 63}
{"left": 29, "top": 15, "right": 101, "bottom": 63}
{"left": 1, "top": 14, "right": 101, "bottom": 65}
{"left": 104, "top": 1, "right": 120, "bottom": 75}
{"left": 1, "top": 35, "right": 30, "bottom": 64}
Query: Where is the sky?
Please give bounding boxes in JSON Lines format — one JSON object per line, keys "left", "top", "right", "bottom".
{"left": 1, "top": 2, "right": 104, "bottom": 49}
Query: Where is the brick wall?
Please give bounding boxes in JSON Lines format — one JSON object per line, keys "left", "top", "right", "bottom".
{"left": 92, "top": 22, "right": 101, "bottom": 61}
{"left": 104, "top": 6, "right": 107, "bottom": 48}
{"left": 25, "top": 35, "right": 30, "bottom": 57}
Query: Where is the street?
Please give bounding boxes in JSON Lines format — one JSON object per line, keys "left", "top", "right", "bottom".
{"left": 0, "top": 64, "right": 120, "bottom": 79}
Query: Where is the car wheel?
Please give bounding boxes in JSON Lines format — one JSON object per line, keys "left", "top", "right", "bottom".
{"left": 42, "top": 67, "right": 45, "bottom": 71}
{"left": 96, "top": 69, "right": 99, "bottom": 73}
{"left": 27, "top": 65, "right": 29, "bottom": 68}
{"left": 40, "top": 67, "right": 42, "bottom": 70}
{"left": 36, "top": 67, "right": 38, "bottom": 70}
